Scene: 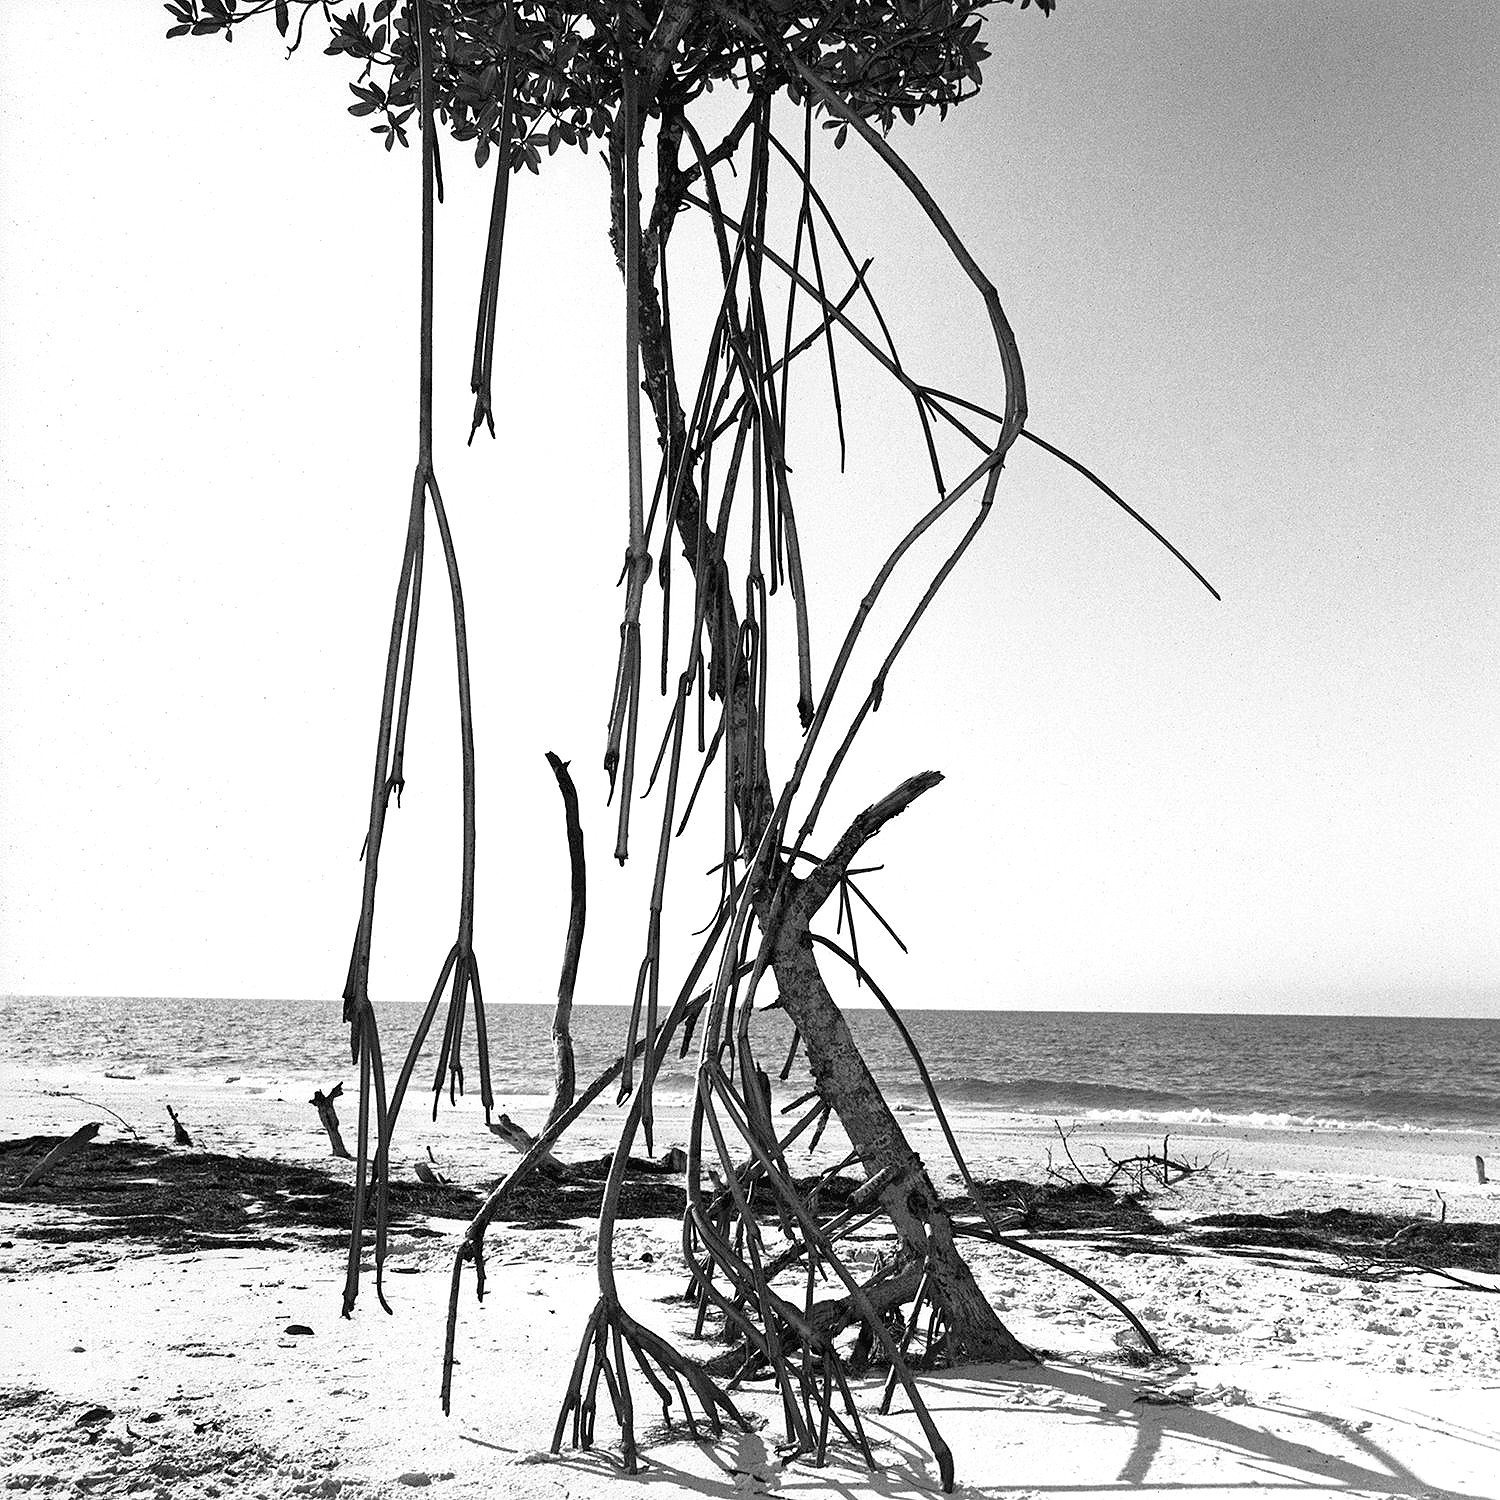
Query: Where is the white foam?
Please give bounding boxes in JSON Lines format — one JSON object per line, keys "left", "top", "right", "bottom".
{"left": 1080, "top": 1105, "right": 1457, "bottom": 1135}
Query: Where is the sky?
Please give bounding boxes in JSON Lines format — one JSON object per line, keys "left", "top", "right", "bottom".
{"left": 0, "top": 2, "right": 1496, "bottom": 1017}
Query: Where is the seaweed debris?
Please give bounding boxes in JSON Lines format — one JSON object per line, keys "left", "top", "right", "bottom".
{"left": 1184, "top": 1207, "right": 1500, "bottom": 1278}
{"left": 0, "top": 1135, "right": 683, "bottom": 1257}
{"left": 963, "top": 1177, "right": 1170, "bottom": 1236}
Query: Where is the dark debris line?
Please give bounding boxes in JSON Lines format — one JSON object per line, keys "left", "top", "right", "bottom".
{"left": 3, "top": 1136, "right": 1495, "bottom": 1282}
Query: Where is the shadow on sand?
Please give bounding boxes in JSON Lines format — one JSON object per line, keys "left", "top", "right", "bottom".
{"left": 536, "top": 1356, "right": 1490, "bottom": 1500}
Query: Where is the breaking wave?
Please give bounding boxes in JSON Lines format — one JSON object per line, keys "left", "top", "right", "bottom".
{"left": 915, "top": 1075, "right": 1496, "bottom": 1133}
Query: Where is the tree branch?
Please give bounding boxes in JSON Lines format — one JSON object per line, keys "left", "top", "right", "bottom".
{"left": 794, "top": 771, "right": 942, "bottom": 920}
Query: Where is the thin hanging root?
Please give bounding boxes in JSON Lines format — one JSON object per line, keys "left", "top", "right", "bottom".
{"left": 685, "top": 167, "right": 1216, "bottom": 610}
{"left": 342, "top": 1037, "right": 373, "bottom": 1318}
{"left": 881, "top": 1269, "right": 933, "bottom": 1413}
{"left": 551, "top": 1297, "right": 746, "bottom": 1469}
{"left": 341, "top": 1019, "right": 393, "bottom": 1318}
{"left": 605, "top": 44, "right": 651, "bottom": 863}
{"left": 778, "top": 1026, "right": 803, "bottom": 1081}
{"left": 344, "top": 0, "right": 492, "bottom": 1317}
{"left": 428, "top": 948, "right": 484, "bottom": 1117}
{"left": 386, "top": 515, "right": 423, "bottom": 806}
{"left": 724, "top": 2, "right": 1026, "bottom": 443}
{"left": 1021, "top": 428, "right": 1220, "bottom": 599}
{"left": 469, "top": 954, "right": 493, "bottom": 1121}
{"left": 693, "top": 153, "right": 1218, "bottom": 595}
{"left": 798, "top": 104, "right": 847, "bottom": 470}
{"left": 821, "top": 1349, "right": 875, "bottom": 1468}
{"left": 467, "top": 53, "right": 516, "bottom": 443}
{"left": 706, "top": 261, "right": 870, "bottom": 453}
{"left": 675, "top": 713, "right": 725, "bottom": 838}
{"left": 340, "top": 471, "right": 426, "bottom": 1317}
{"left": 806, "top": 1098, "right": 834, "bottom": 1155}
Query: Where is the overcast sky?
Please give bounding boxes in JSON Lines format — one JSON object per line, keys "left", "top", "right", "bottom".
{"left": 1, "top": 2, "right": 1496, "bottom": 1016}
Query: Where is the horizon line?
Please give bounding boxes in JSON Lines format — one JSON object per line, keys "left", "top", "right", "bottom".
{"left": 4, "top": 992, "right": 1497, "bottom": 1022}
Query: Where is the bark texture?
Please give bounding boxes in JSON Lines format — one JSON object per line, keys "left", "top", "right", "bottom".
{"left": 770, "top": 922, "right": 1031, "bottom": 1360}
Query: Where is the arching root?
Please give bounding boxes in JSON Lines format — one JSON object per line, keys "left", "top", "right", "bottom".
{"left": 552, "top": 1295, "right": 747, "bottom": 1472}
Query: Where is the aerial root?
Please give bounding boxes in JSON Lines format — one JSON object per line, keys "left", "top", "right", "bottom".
{"left": 552, "top": 1296, "right": 747, "bottom": 1472}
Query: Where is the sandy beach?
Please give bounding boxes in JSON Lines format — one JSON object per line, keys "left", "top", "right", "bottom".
{"left": 2, "top": 1064, "right": 1498, "bottom": 1499}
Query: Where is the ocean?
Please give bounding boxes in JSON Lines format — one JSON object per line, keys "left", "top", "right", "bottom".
{"left": 2, "top": 995, "right": 1497, "bottom": 1136}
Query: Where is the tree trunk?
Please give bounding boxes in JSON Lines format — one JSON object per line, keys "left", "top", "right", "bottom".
{"left": 616, "top": 96, "right": 1031, "bottom": 1363}
{"left": 771, "top": 925, "right": 1032, "bottom": 1360}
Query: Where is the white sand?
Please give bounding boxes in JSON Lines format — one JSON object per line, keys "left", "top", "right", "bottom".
{"left": 2, "top": 1062, "right": 1498, "bottom": 1498}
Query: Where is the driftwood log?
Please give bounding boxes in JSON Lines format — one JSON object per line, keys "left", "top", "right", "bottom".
{"left": 310, "top": 1084, "right": 353, "bottom": 1160}
{"left": 543, "top": 751, "right": 585, "bottom": 1131}
{"left": 487, "top": 1113, "right": 567, "bottom": 1179}
{"left": 18, "top": 1123, "right": 101, "bottom": 1190}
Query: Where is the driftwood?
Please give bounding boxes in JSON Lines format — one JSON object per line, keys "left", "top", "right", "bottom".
{"left": 18, "top": 1124, "right": 101, "bottom": 1189}
{"left": 310, "top": 1084, "right": 353, "bottom": 1160}
{"left": 39, "top": 1091, "right": 139, "bottom": 1140}
{"left": 566, "top": 1147, "right": 687, "bottom": 1179}
{"left": 1047, "top": 1121, "right": 1218, "bottom": 1195}
{"left": 165, "top": 1106, "right": 193, "bottom": 1147}
{"left": 487, "top": 1113, "right": 566, "bottom": 1179}
{"left": 543, "top": 751, "right": 585, "bottom": 1131}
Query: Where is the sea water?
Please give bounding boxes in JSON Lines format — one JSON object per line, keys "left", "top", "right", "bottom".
{"left": 3, "top": 995, "right": 1497, "bottom": 1135}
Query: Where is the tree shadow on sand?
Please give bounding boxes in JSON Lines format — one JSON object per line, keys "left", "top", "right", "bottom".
{"left": 871, "top": 1360, "right": 1491, "bottom": 1500}
{"left": 533, "top": 1358, "right": 1490, "bottom": 1500}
